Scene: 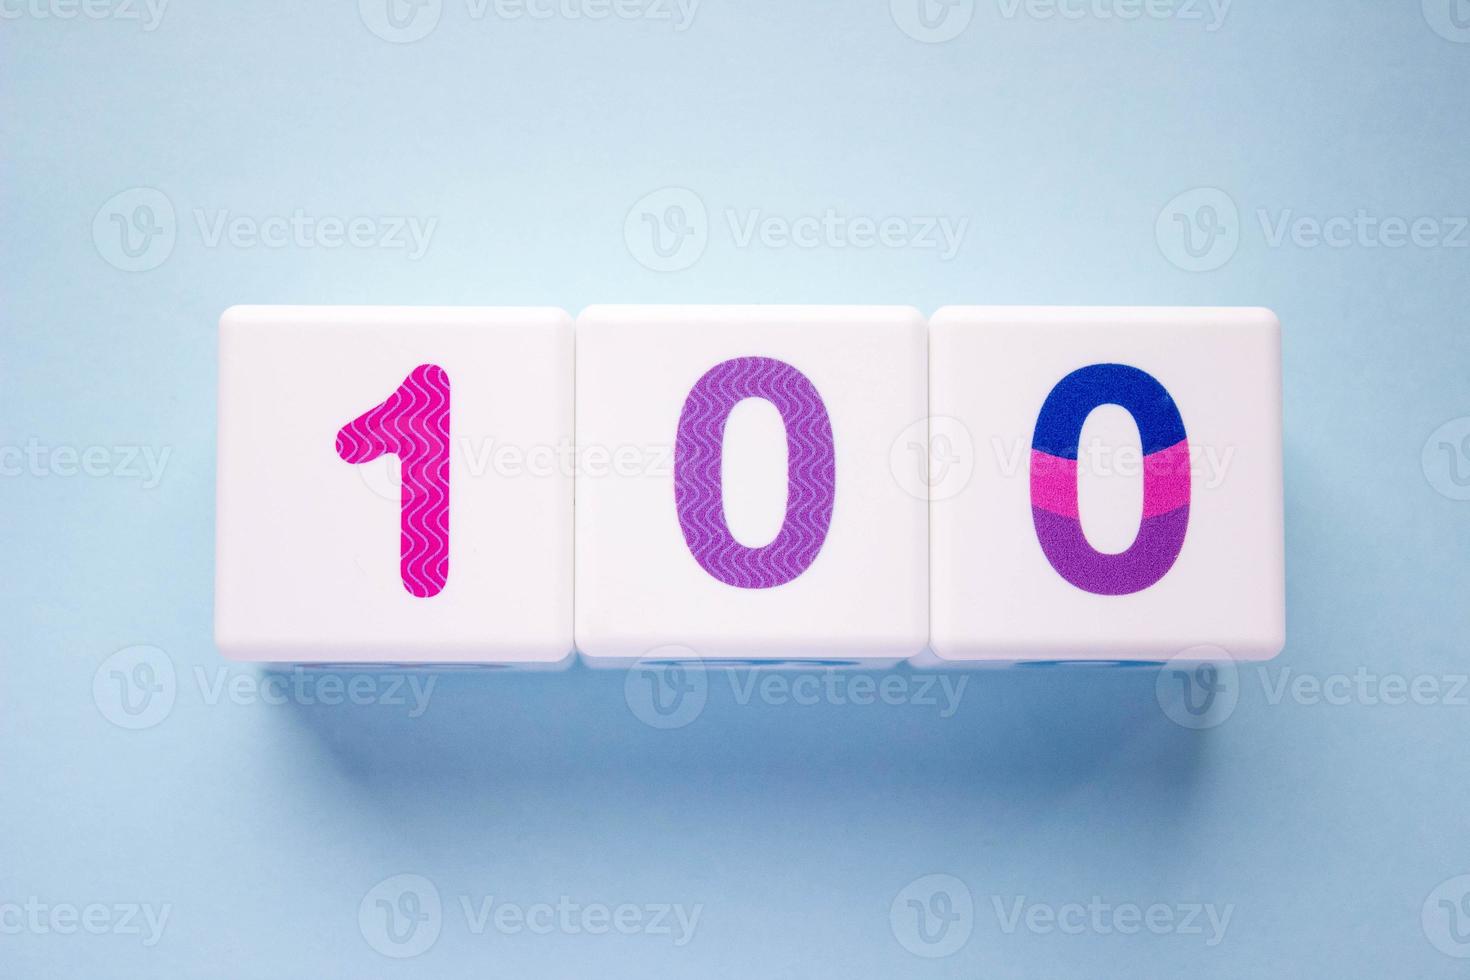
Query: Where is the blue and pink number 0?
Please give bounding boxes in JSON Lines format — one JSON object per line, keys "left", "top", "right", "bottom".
{"left": 1030, "top": 364, "right": 1190, "bottom": 596}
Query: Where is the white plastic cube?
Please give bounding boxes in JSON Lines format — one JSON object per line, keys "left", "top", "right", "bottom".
{"left": 926, "top": 306, "right": 1285, "bottom": 664}
{"left": 575, "top": 306, "right": 928, "bottom": 666}
{"left": 215, "top": 306, "right": 573, "bottom": 666}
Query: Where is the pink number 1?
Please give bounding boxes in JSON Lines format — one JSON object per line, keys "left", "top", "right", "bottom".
{"left": 334, "top": 364, "right": 452, "bottom": 598}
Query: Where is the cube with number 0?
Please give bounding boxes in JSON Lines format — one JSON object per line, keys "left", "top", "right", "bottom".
{"left": 574, "top": 306, "right": 929, "bottom": 666}
{"left": 215, "top": 306, "right": 574, "bottom": 666}
{"left": 925, "top": 306, "right": 1285, "bottom": 665}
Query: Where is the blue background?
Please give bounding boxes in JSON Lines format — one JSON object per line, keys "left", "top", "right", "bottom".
{"left": 4, "top": 1, "right": 1470, "bottom": 976}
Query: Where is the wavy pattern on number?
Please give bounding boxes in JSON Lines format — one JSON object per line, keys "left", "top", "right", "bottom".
{"left": 675, "top": 356, "right": 836, "bottom": 589}
{"left": 335, "top": 364, "right": 451, "bottom": 598}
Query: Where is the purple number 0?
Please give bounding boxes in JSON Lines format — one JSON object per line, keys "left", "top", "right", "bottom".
{"left": 674, "top": 357, "right": 836, "bottom": 590}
